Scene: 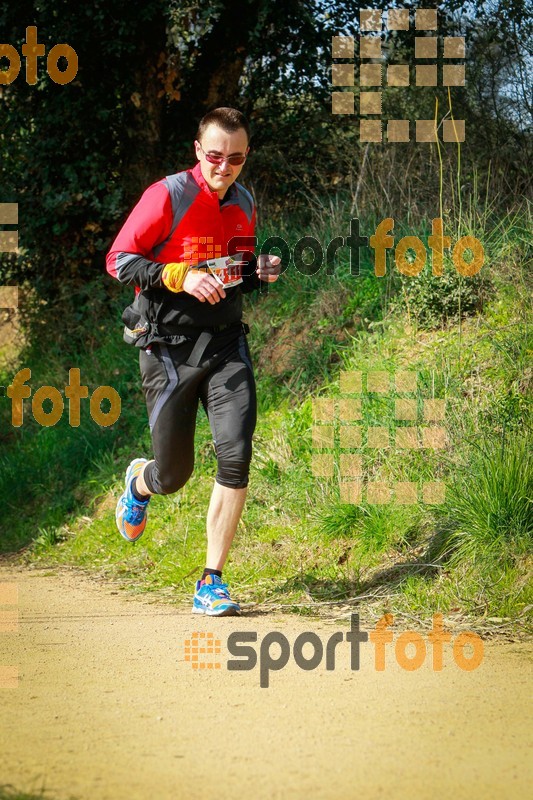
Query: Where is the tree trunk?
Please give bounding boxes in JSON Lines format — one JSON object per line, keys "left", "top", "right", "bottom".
{"left": 174, "top": 0, "right": 265, "bottom": 142}
{"left": 122, "top": 12, "right": 168, "bottom": 201}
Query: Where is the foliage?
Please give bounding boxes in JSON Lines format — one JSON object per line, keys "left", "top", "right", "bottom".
{"left": 396, "top": 262, "right": 493, "bottom": 328}
{"left": 0, "top": 0, "right": 169, "bottom": 299}
{"left": 1, "top": 1, "right": 532, "bottom": 307}
{"left": 431, "top": 433, "right": 533, "bottom": 565}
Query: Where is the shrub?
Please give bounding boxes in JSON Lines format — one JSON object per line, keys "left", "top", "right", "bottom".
{"left": 430, "top": 433, "right": 532, "bottom": 566}
{"left": 397, "top": 265, "right": 493, "bottom": 329}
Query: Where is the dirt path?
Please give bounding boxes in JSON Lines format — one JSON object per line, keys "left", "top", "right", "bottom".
{"left": 0, "top": 565, "right": 531, "bottom": 800}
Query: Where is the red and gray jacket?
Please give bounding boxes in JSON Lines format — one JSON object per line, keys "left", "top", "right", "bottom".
{"left": 106, "top": 162, "right": 264, "bottom": 346}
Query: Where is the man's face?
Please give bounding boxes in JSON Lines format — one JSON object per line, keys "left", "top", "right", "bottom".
{"left": 194, "top": 124, "right": 249, "bottom": 199}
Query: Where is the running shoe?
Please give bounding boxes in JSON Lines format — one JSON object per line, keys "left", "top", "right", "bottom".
{"left": 192, "top": 574, "right": 241, "bottom": 616}
{"left": 115, "top": 458, "right": 150, "bottom": 543}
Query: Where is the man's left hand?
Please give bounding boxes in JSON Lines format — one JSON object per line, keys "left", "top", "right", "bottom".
{"left": 256, "top": 254, "right": 281, "bottom": 282}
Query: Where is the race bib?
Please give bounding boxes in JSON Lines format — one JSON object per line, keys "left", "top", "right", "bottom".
{"left": 197, "top": 256, "right": 244, "bottom": 288}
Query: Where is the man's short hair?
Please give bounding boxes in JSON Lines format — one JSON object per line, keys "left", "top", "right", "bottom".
{"left": 196, "top": 107, "right": 250, "bottom": 144}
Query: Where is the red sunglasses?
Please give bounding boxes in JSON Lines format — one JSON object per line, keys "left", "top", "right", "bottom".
{"left": 196, "top": 142, "right": 248, "bottom": 166}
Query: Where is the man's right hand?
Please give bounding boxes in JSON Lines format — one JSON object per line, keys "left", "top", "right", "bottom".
{"left": 182, "top": 269, "right": 227, "bottom": 304}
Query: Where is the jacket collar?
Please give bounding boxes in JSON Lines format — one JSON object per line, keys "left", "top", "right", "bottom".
{"left": 191, "top": 161, "right": 238, "bottom": 203}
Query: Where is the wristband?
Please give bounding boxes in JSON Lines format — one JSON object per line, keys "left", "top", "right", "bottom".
{"left": 161, "top": 262, "right": 189, "bottom": 293}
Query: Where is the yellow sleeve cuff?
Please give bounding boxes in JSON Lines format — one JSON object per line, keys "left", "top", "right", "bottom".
{"left": 161, "top": 262, "right": 189, "bottom": 293}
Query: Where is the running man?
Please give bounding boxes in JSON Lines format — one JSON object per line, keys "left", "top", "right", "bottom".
{"left": 106, "top": 107, "right": 281, "bottom": 616}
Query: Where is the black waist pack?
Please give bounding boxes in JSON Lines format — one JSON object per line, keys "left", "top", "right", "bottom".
{"left": 121, "top": 298, "right": 149, "bottom": 346}
{"left": 120, "top": 293, "right": 249, "bottom": 350}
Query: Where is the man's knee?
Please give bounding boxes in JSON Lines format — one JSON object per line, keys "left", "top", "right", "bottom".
{"left": 145, "top": 462, "right": 193, "bottom": 495}
{"left": 216, "top": 459, "right": 250, "bottom": 489}
{"left": 158, "top": 473, "right": 191, "bottom": 495}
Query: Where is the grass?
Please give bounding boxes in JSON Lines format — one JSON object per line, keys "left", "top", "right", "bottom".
{"left": 0, "top": 202, "right": 531, "bottom": 631}
{"left": 431, "top": 434, "right": 532, "bottom": 566}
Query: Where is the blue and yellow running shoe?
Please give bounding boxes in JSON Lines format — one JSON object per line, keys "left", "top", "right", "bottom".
{"left": 192, "top": 574, "right": 241, "bottom": 616}
{"left": 115, "top": 458, "right": 150, "bottom": 543}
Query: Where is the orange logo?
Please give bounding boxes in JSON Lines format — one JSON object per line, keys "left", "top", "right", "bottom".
{"left": 185, "top": 631, "right": 222, "bottom": 670}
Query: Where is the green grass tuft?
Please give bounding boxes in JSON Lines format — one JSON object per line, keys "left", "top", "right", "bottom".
{"left": 432, "top": 433, "right": 532, "bottom": 566}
